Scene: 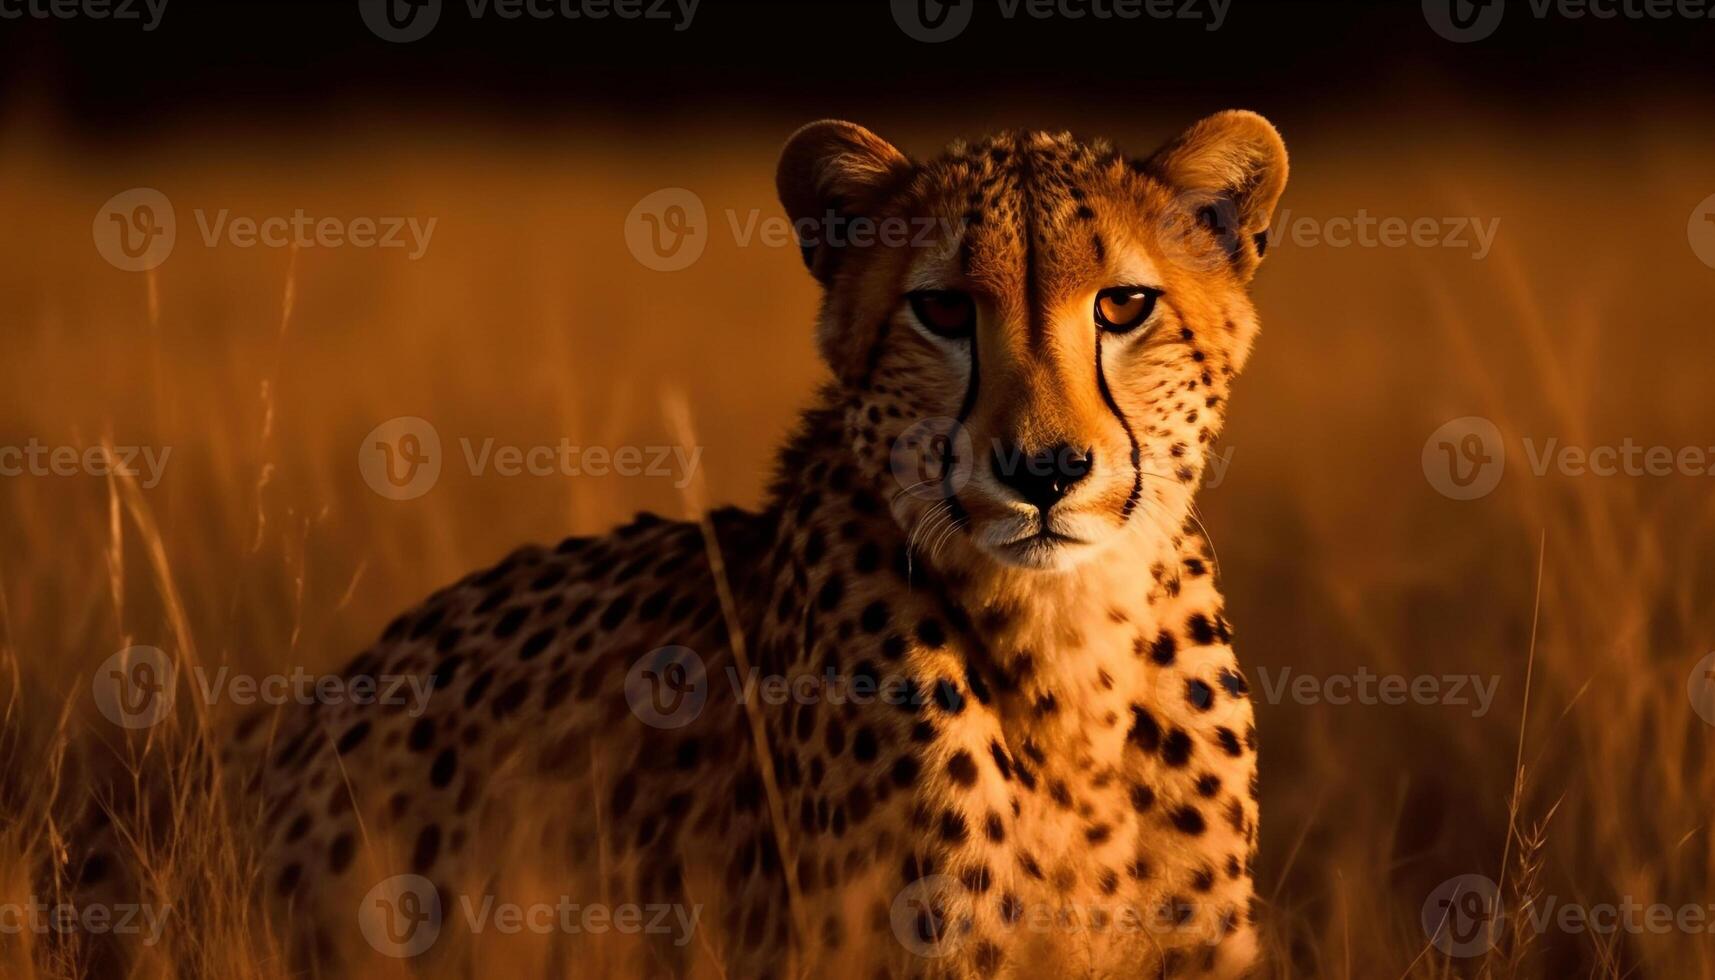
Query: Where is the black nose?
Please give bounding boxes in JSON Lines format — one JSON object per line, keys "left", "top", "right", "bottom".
{"left": 991, "top": 442, "right": 1093, "bottom": 510}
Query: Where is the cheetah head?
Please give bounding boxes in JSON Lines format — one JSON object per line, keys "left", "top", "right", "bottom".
{"left": 777, "top": 113, "right": 1287, "bottom": 573}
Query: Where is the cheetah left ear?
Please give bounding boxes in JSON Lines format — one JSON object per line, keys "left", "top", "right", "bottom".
{"left": 776, "top": 120, "right": 914, "bottom": 285}
{"left": 1143, "top": 110, "right": 1289, "bottom": 278}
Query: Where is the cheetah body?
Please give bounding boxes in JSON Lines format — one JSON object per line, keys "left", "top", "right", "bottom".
{"left": 224, "top": 113, "right": 1289, "bottom": 978}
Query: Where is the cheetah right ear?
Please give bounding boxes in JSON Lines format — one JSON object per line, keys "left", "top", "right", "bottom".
{"left": 1142, "top": 110, "right": 1289, "bottom": 279}
{"left": 776, "top": 120, "right": 913, "bottom": 284}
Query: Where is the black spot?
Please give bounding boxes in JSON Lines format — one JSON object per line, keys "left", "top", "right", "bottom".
{"left": 413, "top": 824, "right": 442, "bottom": 872}
{"left": 853, "top": 727, "right": 879, "bottom": 763}
{"left": 463, "top": 668, "right": 494, "bottom": 707}
{"left": 946, "top": 751, "right": 978, "bottom": 786}
{"left": 1150, "top": 632, "right": 1177, "bottom": 665}
{"left": 860, "top": 601, "right": 889, "bottom": 634}
{"left": 1186, "top": 613, "right": 1217, "bottom": 646}
{"left": 890, "top": 754, "right": 921, "bottom": 787}
{"left": 854, "top": 542, "right": 881, "bottom": 573}
{"left": 817, "top": 575, "right": 845, "bottom": 611}
{"left": 989, "top": 741, "right": 1012, "bottom": 780}
{"left": 1128, "top": 706, "right": 1161, "bottom": 752}
{"left": 276, "top": 862, "right": 302, "bottom": 896}
{"left": 1215, "top": 727, "right": 1244, "bottom": 757}
{"left": 881, "top": 634, "right": 907, "bottom": 660}
{"left": 674, "top": 738, "right": 701, "bottom": 770}
{"left": 431, "top": 654, "right": 465, "bottom": 692}
{"left": 916, "top": 618, "right": 946, "bottom": 648}
{"left": 599, "top": 595, "right": 634, "bottom": 631}
{"left": 336, "top": 721, "right": 371, "bottom": 754}
{"left": 1218, "top": 668, "right": 1249, "bottom": 697}
{"left": 494, "top": 606, "right": 529, "bottom": 639}
{"left": 1196, "top": 773, "right": 1222, "bottom": 797}
{"left": 1170, "top": 805, "right": 1206, "bottom": 835}
{"left": 408, "top": 717, "right": 436, "bottom": 752}
{"left": 933, "top": 679, "right": 965, "bottom": 714}
{"left": 1161, "top": 728, "right": 1193, "bottom": 767}
{"left": 1130, "top": 783, "right": 1156, "bottom": 812}
{"left": 519, "top": 628, "right": 555, "bottom": 661}
{"left": 939, "top": 811, "right": 969, "bottom": 843}
{"left": 328, "top": 833, "right": 355, "bottom": 873}
{"left": 429, "top": 747, "right": 457, "bottom": 788}
{"left": 964, "top": 664, "right": 992, "bottom": 704}
{"left": 1186, "top": 679, "right": 1214, "bottom": 711}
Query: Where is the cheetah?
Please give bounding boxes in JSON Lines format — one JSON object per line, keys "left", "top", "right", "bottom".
{"left": 84, "top": 111, "right": 1287, "bottom": 978}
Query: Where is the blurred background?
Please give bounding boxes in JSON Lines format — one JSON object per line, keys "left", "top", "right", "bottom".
{"left": 1, "top": 0, "right": 1713, "bottom": 976}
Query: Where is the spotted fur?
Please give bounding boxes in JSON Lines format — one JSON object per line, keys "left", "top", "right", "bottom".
{"left": 85, "top": 113, "right": 1288, "bottom": 979}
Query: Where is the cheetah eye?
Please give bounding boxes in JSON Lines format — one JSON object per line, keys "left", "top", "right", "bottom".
{"left": 1094, "top": 286, "right": 1161, "bottom": 334}
{"left": 906, "top": 290, "right": 976, "bottom": 339}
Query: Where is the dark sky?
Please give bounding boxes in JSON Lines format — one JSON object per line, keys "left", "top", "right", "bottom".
{"left": 1, "top": 0, "right": 1707, "bottom": 139}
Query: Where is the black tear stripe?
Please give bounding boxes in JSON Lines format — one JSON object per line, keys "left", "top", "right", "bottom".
{"left": 1095, "top": 330, "right": 1143, "bottom": 521}
{"left": 943, "top": 330, "right": 981, "bottom": 523}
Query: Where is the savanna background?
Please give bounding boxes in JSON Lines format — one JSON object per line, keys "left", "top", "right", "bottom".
{"left": 1, "top": 0, "right": 1713, "bottom": 976}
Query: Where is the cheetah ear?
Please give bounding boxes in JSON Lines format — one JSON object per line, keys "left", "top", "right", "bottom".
{"left": 776, "top": 120, "right": 913, "bottom": 284}
{"left": 1143, "top": 110, "right": 1288, "bottom": 278}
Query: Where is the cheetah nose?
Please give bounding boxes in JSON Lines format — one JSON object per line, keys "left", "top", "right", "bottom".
{"left": 990, "top": 442, "right": 1093, "bottom": 511}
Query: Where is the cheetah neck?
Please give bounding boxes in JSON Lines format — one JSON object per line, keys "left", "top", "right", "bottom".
{"left": 765, "top": 397, "right": 1204, "bottom": 776}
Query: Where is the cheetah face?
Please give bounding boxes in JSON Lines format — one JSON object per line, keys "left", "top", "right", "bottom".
{"left": 777, "top": 113, "right": 1287, "bottom": 573}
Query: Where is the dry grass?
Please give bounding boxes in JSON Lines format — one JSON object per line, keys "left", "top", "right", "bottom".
{"left": 1, "top": 107, "right": 1712, "bottom": 977}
